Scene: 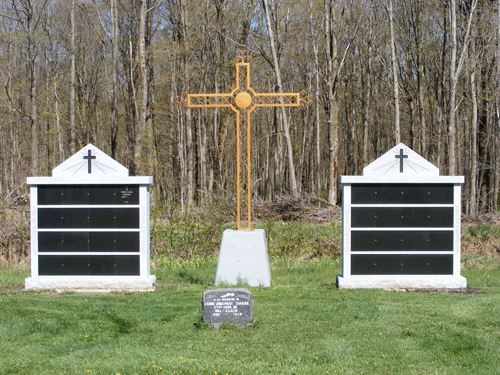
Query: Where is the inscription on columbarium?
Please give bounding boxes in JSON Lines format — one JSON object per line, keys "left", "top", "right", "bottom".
{"left": 202, "top": 288, "right": 253, "bottom": 327}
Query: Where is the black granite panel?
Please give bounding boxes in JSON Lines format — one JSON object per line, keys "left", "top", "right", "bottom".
{"left": 351, "top": 254, "right": 454, "bottom": 275}
{"left": 38, "top": 232, "right": 139, "bottom": 253}
{"left": 38, "top": 255, "right": 140, "bottom": 275}
{"left": 64, "top": 255, "right": 90, "bottom": 275}
{"left": 87, "top": 232, "right": 139, "bottom": 252}
{"left": 351, "top": 230, "right": 454, "bottom": 251}
{"left": 62, "top": 186, "right": 89, "bottom": 205}
{"left": 116, "top": 187, "right": 139, "bottom": 205}
{"left": 114, "top": 255, "right": 140, "bottom": 275}
{"left": 39, "top": 255, "right": 89, "bottom": 275}
{"left": 37, "top": 186, "right": 63, "bottom": 205}
{"left": 38, "top": 232, "right": 64, "bottom": 252}
{"left": 351, "top": 184, "right": 454, "bottom": 205}
{"left": 39, "top": 208, "right": 139, "bottom": 229}
{"left": 88, "top": 255, "right": 115, "bottom": 275}
{"left": 38, "top": 255, "right": 64, "bottom": 275}
{"left": 114, "top": 232, "right": 140, "bottom": 252}
{"left": 88, "top": 186, "right": 115, "bottom": 205}
{"left": 37, "top": 185, "right": 139, "bottom": 206}
{"left": 351, "top": 207, "right": 454, "bottom": 228}
{"left": 38, "top": 208, "right": 91, "bottom": 229}
{"left": 112, "top": 209, "right": 140, "bottom": 228}
{"left": 38, "top": 208, "right": 64, "bottom": 228}
{"left": 63, "top": 208, "right": 89, "bottom": 228}
{"left": 89, "top": 232, "right": 115, "bottom": 252}
{"left": 63, "top": 232, "right": 90, "bottom": 252}
{"left": 87, "top": 209, "right": 115, "bottom": 228}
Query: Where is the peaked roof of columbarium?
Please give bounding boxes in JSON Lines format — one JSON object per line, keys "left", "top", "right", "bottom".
{"left": 27, "top": 144, "right": 152, "bottom": 185}
{"left": 340, "top": 143, "right": 463, "bottom": 184}
{"left": 52, "top": 144, "right": 128, "bottom": 177}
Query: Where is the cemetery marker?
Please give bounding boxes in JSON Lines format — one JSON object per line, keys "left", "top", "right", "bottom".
{"left": 179, "top": 50, "right": 310, "bottom": 287}
{"left": 202, "top": 288, "right": 253, "bottom": 328}
{"left": 179, "top": 50, "right": 310, "bottom": 230}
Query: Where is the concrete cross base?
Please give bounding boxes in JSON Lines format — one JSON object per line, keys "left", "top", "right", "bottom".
{"left": 215, "top": 229, "right": 271, "bottom": 287}
{"left": 337, "top": 275, "right": 467, "bottom": 289}
{"left": 24, "top": 275, "right": 156, "bottom": 292}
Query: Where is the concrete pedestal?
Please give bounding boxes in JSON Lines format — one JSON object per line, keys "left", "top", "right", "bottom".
{"left": 215, "top": 229, "right": 271, "bottom": 287}
{"left": 337, "top": 275, "right": 467, "bottom": 289}
{"left": 24, "top": 275, "right": 156, "bottom": 292}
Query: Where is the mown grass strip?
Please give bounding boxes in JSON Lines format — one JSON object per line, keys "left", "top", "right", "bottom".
{"left": 1, "top": 258, "right": 499, "bottom": 374}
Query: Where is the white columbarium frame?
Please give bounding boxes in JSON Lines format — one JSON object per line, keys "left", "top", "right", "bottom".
{"left": 337, "top": 143, "right": 467, "bottom": 289}
{"left": 25, "top": 144, "right": 155, "bottom": 292}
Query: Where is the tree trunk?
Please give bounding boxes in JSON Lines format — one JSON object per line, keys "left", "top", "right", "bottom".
{"left": 145, "top": 1, "right": 155, "bottom": 175}
{"left": 110, "top": 0, "right": 118, "bottom": 159}
{"left": 388, "top": 0, "right": 400, "bottom": 143}
{"left": 448, "top": 0, "right": 477, "bottom": 175}
{"left": 308, "top": 0, "right": 322, "bottom": 206}
{"left": 325, "top": 0, "right": 340, "bottom": 206}
{"left": 448, "top": 0, "right": 457, "bottom": 174}
{"left": 416, "top": 32, "right": 427, "bottom": 157}
{"left": 470, "top": 31, "right": 478, "bottom": 215}
{"left": 436, "top": 8, "right": 447, "bottom": 170}
{"left": 262, "top": 0, "right": 299, "bottom": 199}
{"left": 362, "top": 7, "right": 372, "bottom": 168}
{"left": 351, "top": 43, "right": 356, "bottom": 174}
{"left": 134, "top": 0, "right": 147, "bottom": 174}
{"left": 495, "top": 0, "right": 500, "bottom": 210}
{"left": 69, "top": 0, "right": 76, "bottom": 155}
{"left": 181, "top": 0, "right": 194, "bottom": 207}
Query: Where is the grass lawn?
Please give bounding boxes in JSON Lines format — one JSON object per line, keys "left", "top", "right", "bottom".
{"left": 1, "top": 257, "right": 500, "bottom": 375}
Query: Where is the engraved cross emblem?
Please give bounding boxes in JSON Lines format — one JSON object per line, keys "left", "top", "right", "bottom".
{"left": 83, "top": 150, "right": 96, "bottom": 174}
{"left": 395, "top": 149, "right": 408, "bottom": 173}
{"left": 179, "top": 50, "right": 310, "bottom": 230}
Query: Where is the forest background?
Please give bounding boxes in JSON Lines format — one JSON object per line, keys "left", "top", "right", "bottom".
{"left": 0, "top": 0, "right": 499, "bottom": 217}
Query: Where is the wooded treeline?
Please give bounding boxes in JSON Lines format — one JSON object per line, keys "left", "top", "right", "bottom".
{"left": 0, "top": 0, "right": 499, "bottom": 215}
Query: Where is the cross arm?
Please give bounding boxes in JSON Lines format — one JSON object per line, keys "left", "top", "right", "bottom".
{"left": 182, "top": 93, "right": 234, "bottom": 108}
{"left": 252, "top": 90, "right": 311, "bottom": 108}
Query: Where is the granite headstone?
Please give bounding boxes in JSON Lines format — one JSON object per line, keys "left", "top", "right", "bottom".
{"left": 202, "top": 288, "right": 253, "bottom": 328}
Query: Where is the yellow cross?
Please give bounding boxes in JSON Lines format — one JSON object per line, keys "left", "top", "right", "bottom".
{"left": 180, "top": 50, "right": 310, "bottom": 230}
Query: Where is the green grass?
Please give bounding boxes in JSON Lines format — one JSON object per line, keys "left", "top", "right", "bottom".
{"left": 151, "top": 220, "right": 341, "bottom": 260}
{"left": 1, "top": 258, "right": 500, "bottom": 374}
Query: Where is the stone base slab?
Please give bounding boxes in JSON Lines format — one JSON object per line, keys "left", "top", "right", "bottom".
{"left": 337, "top": 275, "right": 467, "bottom": 289}
{"left": 215, "top": 229, "right": 271, "bottom": 287}
{"left": 24, "top": 275, "right": 156, "bottom": 292}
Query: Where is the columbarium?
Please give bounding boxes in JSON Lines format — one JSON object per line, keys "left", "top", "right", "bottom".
{"left": 25, "top": 144, "right": 155, "bottom": 291}
{"left": 337, "top": 143, "right": 466, "bottom": 289}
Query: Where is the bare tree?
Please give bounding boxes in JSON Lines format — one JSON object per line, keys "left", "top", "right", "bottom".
{"left": 308, "top": 0, "right": 322, "bottom": 206}
{"left": 110, "top": 0, "right": 118, "bottom": 159}
{"left": 69, "top": 0, "right": 76, "bottom": 155}
{"left": 262, "top": 0, "right": 299, "bottom": 199}
{"left": 10, "top": 0, "right": 48, "bottom": 174}
{"left": 387, "top": 0, "right": 400, "bottom": 143}
{"left": 448, "top": 0, "right": 477, "bottom": 174}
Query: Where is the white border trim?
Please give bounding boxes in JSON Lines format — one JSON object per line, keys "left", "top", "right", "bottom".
{"left": 27, "top": 176, "right": 153, "bottom": 185}
{"left": 340, "top": 176, "right": 464, "bottom": 184}
{"left": 342, "top": 184, "right": 352, "bottom": 277}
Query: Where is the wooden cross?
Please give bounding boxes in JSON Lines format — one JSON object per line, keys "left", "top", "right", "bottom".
{"left": 180, "top": 50, "right": 310, "bottom": 230}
